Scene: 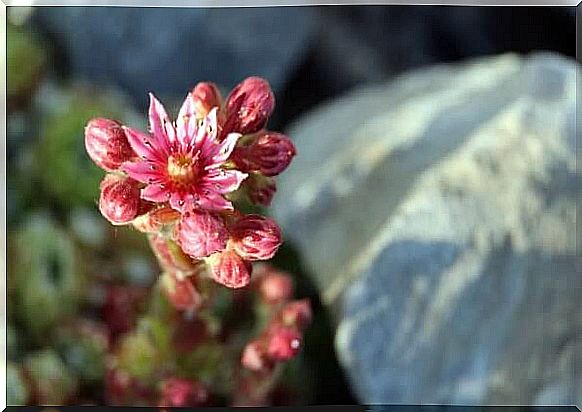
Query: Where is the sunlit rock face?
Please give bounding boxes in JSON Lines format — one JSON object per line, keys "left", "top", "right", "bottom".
{"left": 273, "top": 53, "right": 580, "bottom": 405}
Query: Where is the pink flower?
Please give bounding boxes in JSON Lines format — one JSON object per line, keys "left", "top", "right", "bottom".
{"left": 224, "top": 77, "right": 275, "bottom": 136}
{"left": 206, "top": 250, "right": 252, "bottom": 289}
{"left": 121, "top": 93, "right": 247, "bottom": 213}
{"left": 232, "top": 131, "right": 296, "bottom": 177}
{"left": 266, "top": 326, "right": 302, "bottom": 361}
{"left": 230, "top": 215, "right": 282, "bottom": 261}
{"left": 175, "top": 210, "right": 229, "bottom": 259}
{"left": 85, "top": 118, "right": 135, "bottom": 172}
{"left": 98, "top": 174, "right": 142, "bottom": 225}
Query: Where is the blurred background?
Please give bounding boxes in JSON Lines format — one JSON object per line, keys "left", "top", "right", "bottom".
{"left": 6, "top": 5, "right": 579, "bottom": 406}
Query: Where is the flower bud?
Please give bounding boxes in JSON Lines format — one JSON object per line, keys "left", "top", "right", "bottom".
{"left": 148, "top": 234, "right": 198, "bottom": 274}
{"left": 85, "top": 118, "right": 135, "bottom": 172}
{"left": 230, "top": 214, "right": 282, "bottom": 261}
{"left": 225, "top": 77, "right": 275, "bottom": 135}
{"left": 132, "top": 206, "right": 180, "bottom": 233}
{"left": 233, "top": 132, "right": 296, "bottom": 177}
{"left": 267, "top": 326, "right": 302, "bottom": 361}
{"left": 259, "top": 268, "right": 294, "bottom": 304}
{"left": 98, "top": 174, "right": 142, "bottom": 225}
{"left": 207, "top": 250, "right": 252, "bottom": 289}
{"left": 281, "top": 299, "right": 312, "bottom": 330}
{"left": 159, "top": 377, "right": 209, "bottom": 407}
{"left": 175, "top": 210, "right": 229, "bottom": 259}
{"left": 160, "top": 272, "right": 201, "bottom": 311}
{"left": 191, "top": 82, "right": 223, "bottom": 118}
{"left": 241, "top": 341, "right": 271, "bottom": 372}
{"left": 242, "top": 173, "right": 276, "bottom": 206}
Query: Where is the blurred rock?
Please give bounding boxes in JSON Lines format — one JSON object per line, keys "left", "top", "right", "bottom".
{"left": 273, "top": 53, "right": 580, "bottom": 404}
{"left": 33, "top": 7, "right": 316, "bottom": 105}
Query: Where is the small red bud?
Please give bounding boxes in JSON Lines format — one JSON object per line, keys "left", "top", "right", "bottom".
{"left": 175, "top": 210, "right": 229, "bottom": 259}
{"left": 98, "top": 174, "right": 142, "bottom": 225}
{"left": 233, "top": 131, "right": 296, "bottom": 177}
{"left": 160, "top": 272, "right": 201, "bottom": 311}
{"left": 241, "top": 341, "right": 271, "bottom": 372}
{"left": 230, "top": 214, "right": 282, "bottom": 261}
{"left": 267, "top": 326, "right": 302, "bottom": 361}
{"left": 225, "top": 77, "right": 275, "bottom": 135}
{"left": 281, "top": 299, "right": 313, "bottom": 330}
{"left": 191, "top": 82, "right": 223, "bottom": 118}
{"left": 258, "top": 268, "right": 294, "bottom": 304}
{"left": 148, "top": 234, "right": 198, "bottom": 275}
{"left": 85, "top": 118, "right": 135, "bottom": 172}
{"left": 159, "top": 377, "right": 209, "bottom": 407}
{"left": 206, "top": 250, "right": 252, "bottom": 289}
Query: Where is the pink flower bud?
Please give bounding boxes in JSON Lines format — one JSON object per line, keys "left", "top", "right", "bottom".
{"left": 241, "top": 341, "right": 271, "bottom": 372}
{"left": 191, "top": 82, "right": 223, "bottom": 118}
{"left": 242, "top": 174, "right": 276, "bottom": 206}
{"left": 132, "top": 206, "right": 181, "bottom": 233}
{"left": 98, "top": 174, "right": 142, "bottom": 225}
{"left": 230, "top": 214, "right": 282, "bottom": 261}
{"left": 85, "top": 118, "right": 135, "bottom": 172}
{"left": 148, "top": 234, "right": 198, "bottom": 274}
{"left": 207, "top": 250, "right": 252, "bottom": 289}
{"left": 233, "top": 132, "right": 296, "bottom": 177}
{"left": 225, "top": 77, "right": 275, "bottom": 135}
{"left": 159, "top": 377, "right": 208, "bottom": 407}
{"left": 160, "top": 272, "right": 201, "bottom": 311}
{"left": 258, "top": 268, "right": 294, "bottom": 304}
{"left": 267, "top": 326, "right": 302, "bottom": 361}
{"left": 281, "top": 299, "right": 313, "bottom": 330}
{"left": 175, "top": 210, "right": 229, "bottom": 259}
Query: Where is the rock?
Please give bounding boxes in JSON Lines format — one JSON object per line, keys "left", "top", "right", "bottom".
{"left": 272, "top": 53, "right": 580, "bottom": 404}
{"left": 33, "top": 7, "right": 316, "bottom": 105}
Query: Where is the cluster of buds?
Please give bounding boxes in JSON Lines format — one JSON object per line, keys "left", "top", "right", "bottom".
{"left": 85, "top": 77, "right": 296, "bottom": 299}
{"left": 241, "top": 265, "right": 312, "bottom": 373}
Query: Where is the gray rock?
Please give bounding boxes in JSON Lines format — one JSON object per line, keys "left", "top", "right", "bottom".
{"left": 34, "top": 7, "right": 316, "bottom": 104}
{"left": 272, "top": 53, "right": 580, "bottom": 404}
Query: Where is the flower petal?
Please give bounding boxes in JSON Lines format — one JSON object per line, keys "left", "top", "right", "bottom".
{"left": 121, "top": 161, "right": 164, "bottom": 184}
{"left": 142, "top": 183, "right": 170, "bottom": 203}
{"left": 202, "top": 169, "right": 247, "bottom": 194}
{"left": 123, "top": 126, "right": 164, "bottom": 162}
{"left": 169, "top": 192, "right": 196, "bottom": 212}
{"left": 148, "top": 93, "right": 175, "bottom": 152}
{"left": 176, "top": 93, "right": 198, "bottom": 150}
{"left": 196, "top": 192, "right": 233, "bottom": 212}
{"left": 211, "top": 132, "right": 241, "bottom": 165}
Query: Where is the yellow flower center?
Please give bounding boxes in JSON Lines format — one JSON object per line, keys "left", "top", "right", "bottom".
{"left": 167, "top": 155, "right": 199, "bottom": 186}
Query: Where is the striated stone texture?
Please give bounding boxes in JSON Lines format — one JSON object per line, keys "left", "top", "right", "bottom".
{"left": 272, "top": 53, "right": 580, "bottom": 404}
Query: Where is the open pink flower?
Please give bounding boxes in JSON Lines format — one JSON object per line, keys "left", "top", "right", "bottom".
{"left": 121, "top": 93, "right": 247, "bottom": 213}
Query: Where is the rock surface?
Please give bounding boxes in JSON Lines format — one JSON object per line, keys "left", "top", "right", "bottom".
{"left": 34, "top": 7, "right": 316, "bottom": 104}
{"left": 272, "top": 53, "right": 580, "bottom": 404}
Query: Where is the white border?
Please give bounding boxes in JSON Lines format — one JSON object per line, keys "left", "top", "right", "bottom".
{"left": 1, "top": 2, "right": 578, "bottom": 410}
{"left": 2, "top": 0, "right": 580, "bottom": 6}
